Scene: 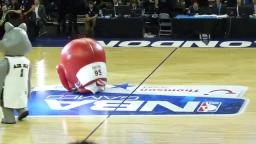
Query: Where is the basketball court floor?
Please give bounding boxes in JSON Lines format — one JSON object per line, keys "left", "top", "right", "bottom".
{"left": 0, "top": 47, "right": 256, "bottom": 144}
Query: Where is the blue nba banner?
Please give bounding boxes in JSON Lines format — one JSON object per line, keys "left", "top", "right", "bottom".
{"left": 28, "top": 84, "right": 248, "bottom": 116}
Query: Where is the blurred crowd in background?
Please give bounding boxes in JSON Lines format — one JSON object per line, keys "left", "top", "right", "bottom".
{"left": 0, "top": 0, "right": 255, "bottom": 39}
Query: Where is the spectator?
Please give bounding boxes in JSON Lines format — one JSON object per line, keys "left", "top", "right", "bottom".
{"left": 64, "top": 0, "right": 79, "bottom": 37}
{"left": 244, "top": 0, "right": 253, "bottom": 5}
{"left": 66, "top": 12, "right": 78, "bottom": 38}
{"left": 56, "top": 0, "right": 66, "bottom": 35}
{"left": 130, "top": 0, "right": 141, "bottom": 10}
{"left": 67, "top": 0, "right": 80, "bottom": 37}
{"left": 227, "top": 0, "right": 237, "bottom": 7}
{"left": 113, "top": 0, "right": 121, "bottom": 6}
{"left": 85, "top": 1, "right": 98, "bottom": 37}
{"left": 6, "top": 0, "right": 22, "bottom": 26}
{"left": 198, "top": 0, "right": 209, "bottom": 7}
{"left": 22, "top": 0, "right": 36, "bottom": 40}
{"left": 56, "top": 0, "right": 78, "bottom": 37}
{"left": 0, "top": 2, "right": 7, "bottom": 21}
{"left": 0, "top": 2, "right": 7, "bottom": 38}
{"left": 93, "top": 0, "right": 104, "bottom": 10}
{"left": 0, "top": 2, "right": 6, "bottom": 18}
{"left": 43, "top": 0, "right": 56, "bottom": 21}
{"left": 212, "top": 0, "right": 227, "bottom": 15}
{"left": 157, "top": 0, "right": 177, "bottom": 17}
{"left": 33, "top": 0, "right": 47, "bottom": 37}
{"left": 187, "top": 1, "right": 199, "bottom": 15}
{"left": 184, "top": 0, "right": 192, "bottom": 8}
{"left": 21, "top": 0, "right": 35, "bottom": 21}
{"left": 254, "top": 0, "right": 256, "bottom": 13}
{"left": 0, "top": 1, "right": 5, "bottom": 14}
{"left": 142, "top": 0, "right": 158, "bottom": 14}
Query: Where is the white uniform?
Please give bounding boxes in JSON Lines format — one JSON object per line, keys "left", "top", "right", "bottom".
{"left": 3, "top": 56, "right": 30, "bottom": 108}
{"left": 76, "top": 62, "right": 107, "bottom": 93}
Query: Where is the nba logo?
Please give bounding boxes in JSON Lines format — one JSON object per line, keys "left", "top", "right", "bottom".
{"left": 197, "top": 102, "right": 222, "bottom": 112}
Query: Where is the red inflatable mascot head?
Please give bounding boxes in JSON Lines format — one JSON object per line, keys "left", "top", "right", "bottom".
{"left": 56, "top": 38, "right": 107, "bottom": 94}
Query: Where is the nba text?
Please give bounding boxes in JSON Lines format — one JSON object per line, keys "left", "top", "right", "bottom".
{"left": 45, "top": 95, "right": 219, "bottom": 113}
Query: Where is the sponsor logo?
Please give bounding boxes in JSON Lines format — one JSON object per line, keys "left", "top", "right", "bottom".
{"left": 97, "top": 40, "right": 256, "bottom": 48}
{"left": 34, "top": 40, "right": 256, "bottom": 48}
{"left": 33, "top": 84, "right": 248, "bottom": 98}
{"left": 29, "top": 84, "right": 248, "bottom": 116}
{"left": 197, "top": 102, "right": 222, "bottom": 112}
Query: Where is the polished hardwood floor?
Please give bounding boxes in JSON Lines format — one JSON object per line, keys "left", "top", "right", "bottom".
{"left": 0, "top": 47, "right": 256, "bottom": 144}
